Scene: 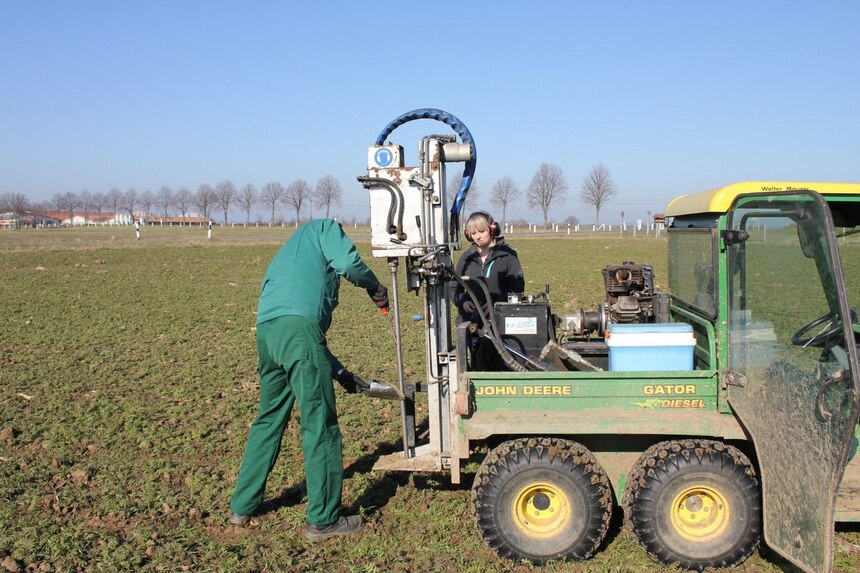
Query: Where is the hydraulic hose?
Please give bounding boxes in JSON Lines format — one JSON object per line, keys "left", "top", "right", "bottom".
{"left": 374, "top": 108, "right": 476, "bottom": 240}
{"left": 463, "top": 275, "right": 546, "bottom": 371}
{"left": 441, "top": 266, "right": 527, "bottom": 373}
{"left": 357, "top": 176, "right": 406, "bottom": 240}
{"left": 461, "top": 275, "right": 554, "bottom": 372}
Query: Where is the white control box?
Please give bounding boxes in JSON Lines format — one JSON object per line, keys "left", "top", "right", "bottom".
{"left": 365, "top": 141, "right": 449, "bottom": 258}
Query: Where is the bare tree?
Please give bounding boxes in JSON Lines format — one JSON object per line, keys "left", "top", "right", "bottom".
{"left": 448, "top": 173, "right": 480, "bottom": 214}
{"left": 124, "top": 188, "right": 138, "bottom": 216}
{"left": 79, "top": 190, "right": 92, "bottom": 214}
{"left": 283, "top": 179, "right": 311, "bottom": 226}
{"left": 237, "top": 183, "right": 257, "bottom": 225}
{"left": 490, "top": 176, "right": 521, "bottom": 227}
{"left": 107, "top": 188, "right": 124, "bottom": 217}
{"left": 194, "top": 184, "right": 215, "bottom": 220}
{"left": 0, "top": 192, "right": 30, "bottom": 228}
{"left": 579, "top": 163, "right": 616, "bottom": 225}
{"left": 527, "top": 163, "right": 568, "bottom": 228}
{"left": 66, "top": 191, "right": 82, "bottom": 221}
{"left": 139, "top": 189, "right": 154, "bottom": 217}
{"left": 313, "top": 175, "right": 342, "bottom": 219}
{"left": 259, "top": 181, "right": 286, "bottom": 226}
{"left": 7, "top": 192, "right": 30, "bottom": 214}
{"left": 54, "top": 191, "right": 81, "bottom": 224}
{"left": 214, "top": 179, "right": 237, "bottom": 224}
{"left": 175, "top": 187, "right": 192, "bottom": 219}
{"left": 91, "top": 192, "right": 106, "bottom": 214}
{"left": 157, "top": 186, "right": 174, "bottom": 218}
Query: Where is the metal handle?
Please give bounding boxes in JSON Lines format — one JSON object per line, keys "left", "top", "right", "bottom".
{"left": 815, "top": 370, "right": 845, "bottom": 421}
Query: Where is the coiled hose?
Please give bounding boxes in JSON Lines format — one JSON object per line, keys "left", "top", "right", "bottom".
{"left": 441, "top": 266, "right": 527, "bottom": 373}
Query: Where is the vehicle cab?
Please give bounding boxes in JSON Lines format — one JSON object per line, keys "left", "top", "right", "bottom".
{"left": 667, "top": 182, "right": 860, "bottom": 572}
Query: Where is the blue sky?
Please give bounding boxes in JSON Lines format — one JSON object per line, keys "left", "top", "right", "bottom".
{"left": 2, "top": 1, "right": 858, "bottom": 224}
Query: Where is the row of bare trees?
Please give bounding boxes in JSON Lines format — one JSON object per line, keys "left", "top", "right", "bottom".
{"left": 1, "top": 176, "right": 344, "bottom": 226}
{"left": 447, "top": 162, "right": 617, "bottom": 229}
{"left": 474, "top": 163, "right": 617, "bottom": 228}
{"left": 5, "top": 165, "right": 617, "bottom": 227}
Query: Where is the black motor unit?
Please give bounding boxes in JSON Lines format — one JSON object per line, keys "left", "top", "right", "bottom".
{"left": 494, "top": 301, "right": 552, "bottom": 359}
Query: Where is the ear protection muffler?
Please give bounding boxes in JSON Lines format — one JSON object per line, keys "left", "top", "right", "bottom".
{"left": 464, "top": 211, "right": 501, "bottom": 242}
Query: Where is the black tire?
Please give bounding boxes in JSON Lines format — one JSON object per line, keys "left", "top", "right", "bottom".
{"left": 471, "top": 437, "right": 612, "bottom": 565}
{"left": 622, "top": 439, "right": 762, "bottom": 571}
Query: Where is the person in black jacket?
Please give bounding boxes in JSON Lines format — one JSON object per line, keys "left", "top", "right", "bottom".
{"left": 451, "top": 211, "right": 525, "bottom": 369}
{"left": 452, "top": 211, "right": 525, "bottom": 322}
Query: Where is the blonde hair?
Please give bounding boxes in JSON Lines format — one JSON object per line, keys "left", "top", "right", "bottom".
{"left": 466, "top": 212, "right": 491, "bottom": 236}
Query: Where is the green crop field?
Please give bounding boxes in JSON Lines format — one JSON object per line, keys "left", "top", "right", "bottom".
{"left": 2, "top": 226, "right": 858, "bottom": 572}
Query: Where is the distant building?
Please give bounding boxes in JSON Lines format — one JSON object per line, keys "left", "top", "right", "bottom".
{"left": 2, "top": 210, "right": 212, "bottom": 227}
{"left": 33, "top": 210, "right": 118, "bottom": 225}
{"left": 0, "top": 212, "right": 18, "bottom": 228}
{"left": 2, "top": 211, "right": 62, "bottom": 227}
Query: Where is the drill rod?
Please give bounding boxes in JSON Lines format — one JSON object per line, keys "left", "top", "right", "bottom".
{"left": 388, "top": 257, "right": 415, "bottom": 458}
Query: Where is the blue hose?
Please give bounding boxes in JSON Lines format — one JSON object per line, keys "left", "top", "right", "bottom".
{"left": 374, "top": 108, "right": 476, "bottom": 233}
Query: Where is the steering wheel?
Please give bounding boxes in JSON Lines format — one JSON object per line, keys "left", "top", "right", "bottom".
{"left": 791, "top": 312, "right": 842, "bottom": 347}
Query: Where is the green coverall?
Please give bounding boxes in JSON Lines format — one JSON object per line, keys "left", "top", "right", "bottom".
{"left": 230, "top": 219, "right": 380, "bottom": 526}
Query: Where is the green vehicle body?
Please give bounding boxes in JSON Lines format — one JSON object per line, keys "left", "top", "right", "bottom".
{"left": 448, "top": 183, "right": 860, "bottom": 572}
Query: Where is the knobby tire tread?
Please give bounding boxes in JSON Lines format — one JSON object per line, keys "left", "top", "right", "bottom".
{"left": 621, "top": 438, "right": 761, "bottom": 571}
{"left": 471, "top": 437, "right": 612, "bottom": 565}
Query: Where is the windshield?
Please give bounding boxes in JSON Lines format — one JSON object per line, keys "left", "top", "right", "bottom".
{"left": 667, "top": 227, "right": 716, "bottom": 317}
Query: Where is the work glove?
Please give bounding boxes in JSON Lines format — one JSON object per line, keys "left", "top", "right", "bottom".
{"left": 335, "top": 369, "right": 370, "bottom": 394}
{"left": 462, "top": 300, "right": 477, "bottom": 315}
{"left": 367, "top": 282, "right": 389, "bottom": 311}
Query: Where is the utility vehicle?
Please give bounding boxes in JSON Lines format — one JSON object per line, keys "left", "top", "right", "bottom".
{"left": 361, "top": 109, "right": 860, "bottom": 572}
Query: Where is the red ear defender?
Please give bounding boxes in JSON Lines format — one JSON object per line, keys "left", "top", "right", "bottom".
{"left": 464, "top": 211, "right": 500, "bottom": 242}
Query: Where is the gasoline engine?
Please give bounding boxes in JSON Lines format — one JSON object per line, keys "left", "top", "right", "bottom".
{"left": 560, "top": 262, "right": 670, "bottom": 338}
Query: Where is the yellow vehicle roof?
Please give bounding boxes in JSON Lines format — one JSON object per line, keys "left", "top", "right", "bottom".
{"left": 666, "top": 181, "right": 860, "bottom": 217}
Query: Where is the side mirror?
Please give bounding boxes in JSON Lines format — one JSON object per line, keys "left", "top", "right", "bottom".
{"left": 721, "top": 229, "right": 749, "bottom": 246}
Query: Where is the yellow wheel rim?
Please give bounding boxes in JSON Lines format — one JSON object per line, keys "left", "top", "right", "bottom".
{"left": 670, "top": 485, "right": 730, "bottom": 542}
{"left": 512, "top": 481, "right": 570, "bottom": 538}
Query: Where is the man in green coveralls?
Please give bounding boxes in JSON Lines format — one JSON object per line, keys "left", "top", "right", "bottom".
{"left": 229, "top": 219, "right": 388, "bottom": 541}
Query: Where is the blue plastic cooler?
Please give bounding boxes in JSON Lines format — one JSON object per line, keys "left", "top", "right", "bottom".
{"left": 606, "top": 323, "right": 695, "bottom": 371}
